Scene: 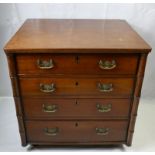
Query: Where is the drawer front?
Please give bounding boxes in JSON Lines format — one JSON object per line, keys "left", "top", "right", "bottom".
{"left": 16, "top": 54, "right": 138, "bottom": 75}
{"left": 26, "top": 120, "right": 128, "bottom": 143}
{"left": 23, "top": 98, "right": 131, "bottom": 119}
{"left": 19, "top": 77, "right": 134, "bottom": 97}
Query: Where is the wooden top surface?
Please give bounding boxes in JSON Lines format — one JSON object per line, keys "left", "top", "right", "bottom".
{"left": 4, "top": 19, "right": 151, "bottom": 53}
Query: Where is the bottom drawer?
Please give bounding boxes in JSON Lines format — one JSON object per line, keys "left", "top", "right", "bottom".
{"left": 26, "top": 120, "right": 128, "bottom": 143}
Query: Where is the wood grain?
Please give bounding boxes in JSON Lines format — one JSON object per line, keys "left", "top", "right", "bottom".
{"left": 126, "top": 53, "right": 148, "bottom": 146}
{"left": 23, "top": 98, "right": 131, "bottom": 119}
{"left": 4, "top": 19, "right": 151, "bottom": 53}
{"left": 16, "top": 53, "right": 139, "bottom": 75}
{"left": 6, "top": 54, "right": 27, "bottom": 146}
{"left": 26, "top": 120, "right": 128, "bottom": 143}
{"left": 4, "top": 19, "right": 151, "bottom": 147}
{"left": 19, "top": 77, "right": 135, "bottom": 97}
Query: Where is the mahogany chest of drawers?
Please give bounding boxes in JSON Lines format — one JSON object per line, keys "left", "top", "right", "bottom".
{"left": 4, "top": 19, "right": 151, "bottom": 147}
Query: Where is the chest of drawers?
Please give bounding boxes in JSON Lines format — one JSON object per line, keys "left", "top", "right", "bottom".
{"left": 4, "top": 19, "right": 151, "bottom": 147}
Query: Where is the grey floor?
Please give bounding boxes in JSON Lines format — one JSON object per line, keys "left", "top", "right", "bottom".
{"left": 0, "top": 97, "right": 155, "bottom": 152}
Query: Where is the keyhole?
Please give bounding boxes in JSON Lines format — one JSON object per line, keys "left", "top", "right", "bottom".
{"left": 75, "top": 100, "right": 78, "bottom": 105}
{"left": 75, "top": 56, "right": 80, "bottom": 64}
{"left": 75, "top": 122, "right": 78, "bottom": 127}
{"left": 75, "top": 82, "right": 79, "bottom": 86}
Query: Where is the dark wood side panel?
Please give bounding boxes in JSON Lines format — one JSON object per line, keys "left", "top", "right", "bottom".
{"left": 127, "top": 53, "right": 148, "bottom": 146}
{"left": 26, "top": 120, "right": 128, "bottom": 143}
{"left": 6, "top": 54, "right": 27, "bottom": 146}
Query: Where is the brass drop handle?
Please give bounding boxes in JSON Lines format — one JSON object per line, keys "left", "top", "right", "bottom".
{"left": 96, "top": 128, "right": 109, "bottom": 136}
{"left": 99, "top": 60, "right": 116, "bottom": 70}
{"left": 43, "top": 104, "right": 57, "bottom": 113}
{"left": 96, "top": 104, "right": 112, "bottom": 113}
{"left": 40, "top": 83, "right": 55, "bottom": 93}
{"left": 37, "top": 59, "right": 54, "bottom": 69}
{"left": 44, "top": 127, "right": 59, "bottom": 136}
{"left": 98, "top": 83, "right": 113, "bottom": 92}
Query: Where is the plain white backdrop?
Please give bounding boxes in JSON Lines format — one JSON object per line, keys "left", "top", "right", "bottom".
{"left": 0, "top": 3, "right": 155, "bottom": 152}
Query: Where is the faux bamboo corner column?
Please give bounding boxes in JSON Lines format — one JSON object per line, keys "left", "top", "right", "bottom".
{"left": 127, "top": 53, "right": 148, "bottom": 146}
{"left": 6, "top": 53, "right": 27, "bottom": 146}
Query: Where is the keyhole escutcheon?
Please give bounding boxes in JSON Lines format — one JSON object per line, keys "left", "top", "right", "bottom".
{"left": 75, "top": 82, "right": 79, "bottom": 86}
{"left": 75, "top": 56, "right": 80, "bottom": 64}
{"left": 75, "top": 122, "right": 78, "bottom": 127}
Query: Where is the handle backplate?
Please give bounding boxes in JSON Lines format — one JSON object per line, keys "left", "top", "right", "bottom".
{"left": 44, "top": 127, "right": 59, "bottom": 136}
{"left": 98, "top": 83, "right": 113, "bottom": 92}
{"left": 43, "top": 104, "right": 58, "bottom": 113}
{"left": 40, "top": 83, "right": 55, "bottom": 93}
{"left": 99, "top": 60, "right": 116, "bottom": 70}
{"left": 37, "top": 59, "right": 54, "bottom": 69}
{"left": 96, "top": 104, "right": 112, "bottom": 113}
{"left": 96, "top": 128, "right": 109, "bottom": 136}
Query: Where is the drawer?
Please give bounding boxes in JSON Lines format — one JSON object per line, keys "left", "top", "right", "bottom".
{"left": 26, "top": 120, "right": 128, "bottom": 143}
{"left": 16, "top": 54, "right": 138, "bottom": 75}
{"left": 23, "top": 98, "right": 131, "bottom": 119}
{"left": 19, "top": 77, "right": 134, "bottom": 97}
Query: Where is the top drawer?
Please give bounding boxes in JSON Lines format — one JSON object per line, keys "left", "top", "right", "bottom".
{"left": 16, "top": 53, "right": 139, "bottom": 75}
